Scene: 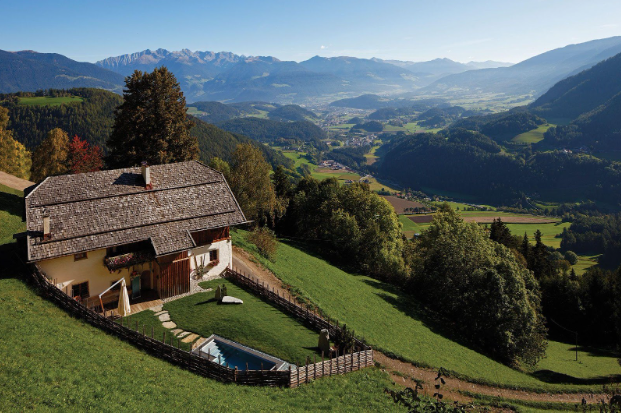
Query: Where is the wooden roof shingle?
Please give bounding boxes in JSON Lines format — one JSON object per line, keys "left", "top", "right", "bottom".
{"left": 25, "top": 161, "right": 247, "bottom": 262}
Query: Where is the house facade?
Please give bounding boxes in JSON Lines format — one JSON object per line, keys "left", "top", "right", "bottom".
{"left": 21, "top": 161, "right": 247, "bottom": 309}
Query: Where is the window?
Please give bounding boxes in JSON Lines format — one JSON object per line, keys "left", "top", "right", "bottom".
{"left": 74, "top": 252, "right": 88, "bottom": 261}
{"left": 71, "top": 281, "right": 89, "bottom": 300}
{"left": 209, "top": 249, "right": 218, "bottom": 263}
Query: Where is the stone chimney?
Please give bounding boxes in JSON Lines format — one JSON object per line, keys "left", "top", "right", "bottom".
{"left": 141, "top": 161, "right": 152, "bottom": 189}
{"left": 43, "top": 209, "right": 51, "bottom": 240}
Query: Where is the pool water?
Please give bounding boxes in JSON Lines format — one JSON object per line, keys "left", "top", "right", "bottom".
{"left": 194, "top": 335, "right": 286, "bottom": 371}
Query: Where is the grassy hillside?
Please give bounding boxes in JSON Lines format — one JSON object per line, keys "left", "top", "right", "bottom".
{"left": 0, "top": 184, "right": 25, "bottom": 246}
{"left": 233, "top": 230, "right": 620, "bottom": 392}
{"left": 18, "top": 96, "right": 84, "bottom": 106}
{"left": 0, "top": 262, "right": 400, "bottom": 411}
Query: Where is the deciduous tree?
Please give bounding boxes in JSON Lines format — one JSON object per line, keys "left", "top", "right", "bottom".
{"left": 31, "top": 128, "right": 69, "bottom": 182}
{"left": 0, "top": 107, "right": 31, "bottom": 179}
{"left": 106, "top": 67, "right": 197, "bottom": 167}
{"left": 229, "top": 143, "right": 283, "bottom": 226}
{"left": 67, "top": 135, "right": 104, "bottom": 174}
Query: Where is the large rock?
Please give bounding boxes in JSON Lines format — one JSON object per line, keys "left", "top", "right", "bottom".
{"left": 318, "top": 329, "right": 330, "bottom": 354}
{"left": 221, "top": 295, "right": 243, "bottom": 304}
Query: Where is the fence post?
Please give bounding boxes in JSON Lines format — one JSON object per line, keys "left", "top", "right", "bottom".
{"left": 297, "top": 362, "right": 300, "bottom": 385}
{"left": 234, "top": 367, "right": 238, "bottom": 382}
{"left": 288, "top": 365, "right": 292, "bottom": 387}
{"left": 314, "top": 355, "right": 317, "bottom": 380}
{"left": 321, "top": 352, "right": 324, "bottom": 377}
{"left": 330, "top": 353, "right": 332, "bottom": 376}
{"left": 163, "top": 331, "right": 166, "bottom": 343}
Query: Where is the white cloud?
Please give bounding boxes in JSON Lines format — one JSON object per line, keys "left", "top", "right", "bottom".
{"left": 320, "top": 45, "right": 327, "bottom": 49}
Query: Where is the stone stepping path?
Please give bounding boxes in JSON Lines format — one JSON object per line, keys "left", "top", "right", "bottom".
{"left": 181, "top": 333, "right": 199, "bottom": 343}
{"left": 147, "top": 304, "right": 205, "bottom": 347}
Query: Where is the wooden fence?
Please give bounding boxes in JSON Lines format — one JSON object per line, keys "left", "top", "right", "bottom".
{"left": 223, "top": 267, "right": 374, "bottom": 386}
{"left": 28, "top": 263, "right": 373, "bottom": 387}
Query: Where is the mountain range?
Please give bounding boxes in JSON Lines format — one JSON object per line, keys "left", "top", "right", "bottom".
{"left": 0, "top": 50, "right": 124, "bottom": 93}
{"left": 2, "top": 36, "right": 621, "bottom": 105}
{"left": 421, "top": 36, "right": 621, "bottom": 97}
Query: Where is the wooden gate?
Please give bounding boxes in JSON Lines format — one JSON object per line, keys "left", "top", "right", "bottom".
{"left": 157, "top": 253, "right": 190, "bottom": 299}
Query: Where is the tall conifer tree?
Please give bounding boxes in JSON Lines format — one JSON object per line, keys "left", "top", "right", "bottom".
{"left": 106, "top": 67, "right": 197, "bottom": 167}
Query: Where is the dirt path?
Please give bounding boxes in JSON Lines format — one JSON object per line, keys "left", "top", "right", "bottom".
{"left": 0, "top": 171, "right": 34, "bottom": 191}
{"left": 231, "top": 247, "right": 611, "bottom": 406}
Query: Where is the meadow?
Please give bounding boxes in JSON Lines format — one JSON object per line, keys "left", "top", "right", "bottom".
{"left": 0, "top": 263, "right": 401, "bottom": 411}
{"left": 280, "top": 149, "right": 399, "bottom": 192}
{"left": 18, "top": 96, "right": 83, "bottom": 106}
{"left": 127, "top": 279, "right": 324, "bottom": 365}
{"left": 233, "top": 230, "right": 620, "bottom": 392}
{"left": 511, "top": 124, "right": 554, "bottom": 144}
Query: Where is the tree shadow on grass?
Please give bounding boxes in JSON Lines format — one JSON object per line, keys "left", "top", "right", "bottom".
{"left": 531, "top": 369, "right": 621, "bottom": 385}
{"left": 364, "top": 278, "right": 621, "bottom": 385}
{"left": 0, "top": 190, "right": 23, "bottom": 217}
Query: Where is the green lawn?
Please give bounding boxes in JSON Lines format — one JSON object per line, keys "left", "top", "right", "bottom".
{"left": 233, "top": 230, "right": 620, "bottom": 392}
{"left": 0, "top": 184, "right": 25, "bottom": 246}
{"left": 505, "top": 222, "right": 570, "bottom": 249}
{"left": 512, "top": 124, "right": 554, "bottom": 144}
{"left": 0, "top": 254, "right": 400, "bottom": 411}
{"left": 18, "top": 96, "right": 83, "bottom": 106}
{"left": 127, "top": 279, "right": 325, "bottom": 365}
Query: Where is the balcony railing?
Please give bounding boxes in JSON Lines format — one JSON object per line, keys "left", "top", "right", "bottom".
{"left": 104, "top": 250, "right": 154, "bottom": 272}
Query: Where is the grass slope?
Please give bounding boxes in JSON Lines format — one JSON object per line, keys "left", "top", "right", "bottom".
{"left": 233, "top": 230, "right": 620, "bottom": 392}
{"left": 0, "top": 257, "right": 400, "bottom": 411}
{"left": 128, "top": 279, "right": 324, "bottom": 364}
{"left": 18, "top": 96, "right": 84, "bottom": 106}
{"left": 0, "top": 184, "right": 25, "bottom": 246}
{"left": 512, "top": 124, "right": 553, "bottom": 144}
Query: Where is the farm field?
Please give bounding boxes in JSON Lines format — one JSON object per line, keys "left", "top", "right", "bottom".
{"left": 233, "top": 230, "right": 620, "bottom": 392}
{"left": 18, "top": 96, "right": 83, "bottom": 106}
{"left": 0, "top": 260, "right": 400, "bottom": 411}
{"left": 512, "top": 124, "right": 554, "bottom": 144}
{"left": 127, "top": 279, "right": 323, "bottom": 364}
{"left": 381, "top": 195, "right": 425, "bottom": 214}
{"left": 280, "top": 150, "right": 399, "bottom": 192}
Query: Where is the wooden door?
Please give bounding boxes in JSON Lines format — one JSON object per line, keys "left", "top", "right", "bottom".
{"left": 157, "top": 253, "right": 190, "bottom": 299}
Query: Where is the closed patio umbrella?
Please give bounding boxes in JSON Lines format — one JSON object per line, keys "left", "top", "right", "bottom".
{"left": 117, "top": 278, "right": 131, "bottom": 317}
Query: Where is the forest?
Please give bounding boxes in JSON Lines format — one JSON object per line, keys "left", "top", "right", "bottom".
{"left": 377, "top": 129, "right": 621, "bottom": 206}
{"left": 216, "top": 117, "right": 327, "bottom": 149}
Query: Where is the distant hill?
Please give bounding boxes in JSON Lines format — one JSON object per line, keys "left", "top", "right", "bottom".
{"left": 374, "top": 58, "right": 512, "bottom": 87}
{"left": 421, "top": 36, "right": 621, "bottom": 96}
{"left": 451, "top": 109, "right": 546, "bottom": 142}
{"left": 330, "top": 94, "right": 445, "bottom": 110}
{"left": 299, "top": 56, "right": 419, "bottom": 92}
{"left": 0, "top": 50, "right": 124, "bottom": 93}
{"left": 189, "top": 115, "right": 292, "bottom": 169}
{"left": 0, "top": 88, "right": 122, "bottom": 149}
{"left": 216, "top": 117, "right": 327, "bottom": 149}
{"left": 531, "top": 52, "right": 621, "bottom": 120}
{"left": 530, "top": 52, "right": 621, "bottom": 151}
{"left": 377, "top": 130, "right": 621, "bottom": 206}
{"left": 268, "top": 104, "right": 317, "bottom": 122}
{"left": 188, "top": 101, "right": 242, "bottom": 123}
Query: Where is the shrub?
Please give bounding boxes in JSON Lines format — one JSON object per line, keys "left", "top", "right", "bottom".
{"left": 564, "top": 250, "right": 578, "bottom": 265}
{"left": 247, "top": 227, "right": 278, "bottom": 261}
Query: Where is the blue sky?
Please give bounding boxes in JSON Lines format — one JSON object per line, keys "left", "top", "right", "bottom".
{"left": 2, "top": 0, "right": 620, "bottom": 64}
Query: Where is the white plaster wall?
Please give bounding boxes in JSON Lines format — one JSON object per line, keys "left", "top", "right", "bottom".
{"left": 38, "top": 248, "right": 143, "bottom": 297}
{"left": 189, "top": 239, "right": 232, "bottom": 279}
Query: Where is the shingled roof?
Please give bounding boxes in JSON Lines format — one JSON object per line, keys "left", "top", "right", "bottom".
{"left": 25, "top": 161, "right": 247, "bottom": 262}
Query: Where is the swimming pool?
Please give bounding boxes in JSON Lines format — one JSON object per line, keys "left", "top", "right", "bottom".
{"left": 193, "top": 335, "right": 288, "bottom": 371}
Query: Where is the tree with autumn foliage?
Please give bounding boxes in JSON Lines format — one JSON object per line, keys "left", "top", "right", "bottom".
{"left": 106, "top": 67, "right": 198, "bottom": 168}
{"left": 67, "top": 135, "right": 104, "bottom": 174}
{"left": 31, "top": 128, "right": 70, "bottom": 182}
{"left": 0, "top": 107, "right": 31, "bottom": 180}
